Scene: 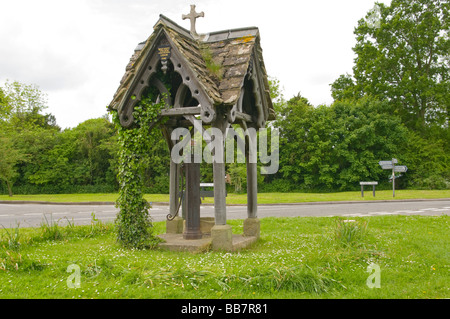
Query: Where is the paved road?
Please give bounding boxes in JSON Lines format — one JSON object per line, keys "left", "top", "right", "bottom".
{"left": 0, "top": 199, "right": 449, "bottom": 228}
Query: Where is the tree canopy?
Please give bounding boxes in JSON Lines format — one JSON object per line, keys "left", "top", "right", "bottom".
{"left": 332, "top": 0, "right": 449, "bottom": 132}
{"left": 273, "top": 95, "right": 409, "bottom": 191}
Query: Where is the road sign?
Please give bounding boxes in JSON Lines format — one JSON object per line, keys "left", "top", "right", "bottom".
{"left": 394, "top": 165, "right": 408, "bottom": 173}
{"left": 200, "top": 183, "right": 214, "bottom": 187}
{"left": 360, "top": 182, "right": 378, "bottom": 186}
{"left": 378, "top": 158, "right": 405, "bottom": 198}
{"left": 379, "top": 159, "right": 398, "bottom": 166}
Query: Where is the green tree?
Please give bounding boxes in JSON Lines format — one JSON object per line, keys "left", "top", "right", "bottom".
{"left": 12, "top": 127, "right": 58, "bottom": 189}
{"left": 273, "top": 94, "right": 316, "bottom": 189}
{"left": 0, "top": 81, "right": 60, "bottom": 195}
{"left": 330, "top": 98, "right": 408, "bottom": 190}
{"left": 24, "top": 118, "right": 118, "bottom": 192}
{"left": 1, "top": 81, "right": 124, "bottom": 195}
{"left": 25, "top": 129, "right": 77, "bottom": 188}
{"left": 268, "top": 76, "right": 286, "bottom": 116}
{"left": 401, "top": 130, "right": 450, "bottom": 189}
{"left": 73, "top": 117, "right": 117, "bottom": 185}
{"left": 0, "top": 87, "right": 12, "bottom": 124}
{"left": 2, "top": 80, "right": 59, "bottom": 130}
{"left": 0, "top": 137, "right": 27, "bottom": 196}
{"left": 330, "top": 74, "right": 360, "bottom": 101}
{"left": 274, "top": 96, "right": 408, "bottom": 191}
{"left": 331, "top": 0, "right": 449, "bottom": 132}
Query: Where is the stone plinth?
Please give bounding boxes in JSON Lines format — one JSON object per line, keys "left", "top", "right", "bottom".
{"left": 166, "top": 217, "right": 184, "bottom": 234}
{"left": 211, "top": 224, "right": 233, "bottom": 251}
{"left": 168, "top": 217, "right": 215, "bottom": 236}
{"left": 243, "top": 218, "right": 260, "bottom": 239}
{"left": 200, "top": 217, "right": 215, "bottom": 234}
{"left": 158, "top": 231, "right": 257, "bottom": 253}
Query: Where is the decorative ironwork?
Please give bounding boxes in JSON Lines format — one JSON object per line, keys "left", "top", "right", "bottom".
{"left": 166, "top": 164, "right": 185, "bottom": 221}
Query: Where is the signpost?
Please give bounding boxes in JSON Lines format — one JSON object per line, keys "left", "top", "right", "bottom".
{"left": 378, "top": 159, "right": 407, "bottom": 197}
{"left": 360, "top": 181, "right": 378, "bottom": 197}
{"left": 394, "top": 166, "right": 408, "bottom": 173}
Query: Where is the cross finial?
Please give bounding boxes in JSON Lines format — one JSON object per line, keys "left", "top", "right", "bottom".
{"left": 182, "top": 5, "right": 204, "bottom": 37}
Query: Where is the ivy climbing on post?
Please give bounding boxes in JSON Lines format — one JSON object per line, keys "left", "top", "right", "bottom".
{"left": 111, "top": 90, "right": 167, "bottom": 249}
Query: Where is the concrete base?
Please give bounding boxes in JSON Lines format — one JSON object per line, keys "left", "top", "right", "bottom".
{"left": 243, "top": 218, "right": 260, "bottom": 239}
{"left": 166, "top": 217, "right": 184, "bottom": 234}
{"left": 162, "top": 217, "right": 259, "bottom": 252}
{"left": 158, "top": 232, "right": 258, "bottom": 253}
{"left": 158, "top": 233, "right": 212, "bottom": 252}
{"left": 182, "top": 217, "right": 215, "bottom": 235}
{"left": 211, "top": 224, "right": 233, "bottom": 251}
{"left": 199, "top": 217, "right": 215, "bottom": 234}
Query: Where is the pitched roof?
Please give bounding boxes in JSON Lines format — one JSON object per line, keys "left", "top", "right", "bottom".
{"left": 109, "top": 14, "right": 274, "bottom": 120}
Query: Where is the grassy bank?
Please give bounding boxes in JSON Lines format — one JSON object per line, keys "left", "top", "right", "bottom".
{"left": 0, "top": 214, "right": 448, "bottom": 299}
{"left": 0, "top": 189, "right": 449, "bottom": 204}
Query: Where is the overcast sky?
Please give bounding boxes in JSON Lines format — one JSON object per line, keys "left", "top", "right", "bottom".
{"left": 0, "top": 0, "right": 391, "bottom": 129}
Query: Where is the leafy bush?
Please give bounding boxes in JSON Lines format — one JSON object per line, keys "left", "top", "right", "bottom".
{"left": 274, "top": 96, "right": 408, "bottom": 191}
{"left": 112, "top": 87, "right": 166, "bottom": 249}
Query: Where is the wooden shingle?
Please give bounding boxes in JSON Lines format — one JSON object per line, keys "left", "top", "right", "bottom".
{"left": 109, "top": 14, "right": 275, "bottom": 127}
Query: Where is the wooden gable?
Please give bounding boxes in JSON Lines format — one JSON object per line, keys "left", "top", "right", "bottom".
{"left": 108, "top": 15, "right": 275, "bottom": 129}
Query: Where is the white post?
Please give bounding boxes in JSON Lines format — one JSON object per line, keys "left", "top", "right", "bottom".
{"left": 392, "top": 158, "right": 395, "bottom": 198}
{"left": 169, "top": 159, "right": 179, "bottom": 217}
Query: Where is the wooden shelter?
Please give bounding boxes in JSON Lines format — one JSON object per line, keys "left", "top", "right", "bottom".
{"left": 108, "top": 9, "right": 274, "bottom": 250}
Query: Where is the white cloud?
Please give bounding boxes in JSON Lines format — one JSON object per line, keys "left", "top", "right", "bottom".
{"left": 0, "top": 0, "right": 390, "bottom": 129}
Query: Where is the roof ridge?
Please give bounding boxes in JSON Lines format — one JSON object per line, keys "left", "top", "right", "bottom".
{"left": 156, "top": 14, "right": 259, "bottom": 44}
{"left": 156, "top": 14, "right": 193, "bottom": 39}
{"left": 207, "top": 26, "right": 259, "bottom": 37}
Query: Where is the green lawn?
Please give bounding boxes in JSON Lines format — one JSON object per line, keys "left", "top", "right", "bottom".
{"left": 0, "top": 214, "right": 448, "bottom": 299}
{"left": 0, "top": 189, "right": 449, "bottom": 204}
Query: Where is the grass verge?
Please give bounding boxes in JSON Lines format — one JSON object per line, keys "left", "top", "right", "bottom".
{"left": 0, "top": 189, "right": 449, "bottom": 204}
{"left": 0, "top": 214, "right": 448, "bottom": 299}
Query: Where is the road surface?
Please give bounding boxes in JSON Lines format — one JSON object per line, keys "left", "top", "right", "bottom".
{"left": 0, "top": 199, "right": 449, "bottom": 228}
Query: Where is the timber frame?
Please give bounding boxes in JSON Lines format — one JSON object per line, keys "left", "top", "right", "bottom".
{"left": 108, "top": 14, "right": 275, "bottom": 244}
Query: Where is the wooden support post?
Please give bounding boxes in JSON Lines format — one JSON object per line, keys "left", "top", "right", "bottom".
{"left": 243, "top": 121, "right": 259, "bottom": 238}
{"left": 246, "top": 160, "right": 258, "bottom": 219}
{"left": 213, "top": 161, "right": 226, "bottom": 225}
{"left": 169, "top": 159, "right": 179, "bottom": 218}
{"left": 244, "top": 159, "right": 260, "bottom": 239}
{"left": 183, "top": 154, "right": 202, "bottom": 240}
{"left": 212, "top": 118, "right": 227, "bottom": 226}
{"left": 210, "top": 116, "right": 232, "bottom": 250}
{"left": 181, "top": 189, "right": 186, "bottom": 219}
